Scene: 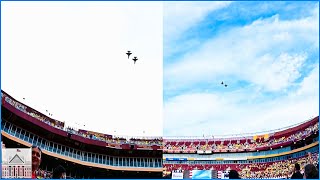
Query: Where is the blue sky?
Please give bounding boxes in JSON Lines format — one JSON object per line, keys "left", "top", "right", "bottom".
{"left": 163, "top": 2, "right": 319, "bottom": 137}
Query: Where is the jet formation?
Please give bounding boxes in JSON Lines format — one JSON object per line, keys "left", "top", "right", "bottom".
{"left": 221, "top": 81, "right": 228, "bottom": 87}
{"left": 126, "top": 51, "right": 138, "bottom": 64}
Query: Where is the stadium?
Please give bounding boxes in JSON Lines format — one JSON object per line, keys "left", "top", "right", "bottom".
{"left": 2, "top": 1, "right": 319, "bottom": 179}
{"left": 1, "top": 91, "right": 163, "bottom": 178}
{"left": 163, "top": 117, "right": 319, "bottom": 179}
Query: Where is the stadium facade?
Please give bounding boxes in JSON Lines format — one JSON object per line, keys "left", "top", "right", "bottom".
{"left": 1, "top": 91, "right": 163, "bottom": 178}
{"left": 1, "top": 90, "right": 319, "bottom": 179}
{"left": 163, "top": 117, "right": 319, "bottom": 179}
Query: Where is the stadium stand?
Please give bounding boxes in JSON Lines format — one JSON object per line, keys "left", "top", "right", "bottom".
{"left": 163, "top": 117, "right": 318, "bottom": 154}
{"left": 163, "top": 116, "right": 319, "bottom": 179}
{"left": 1, "top": 90, "right": 162, "bottom": 178}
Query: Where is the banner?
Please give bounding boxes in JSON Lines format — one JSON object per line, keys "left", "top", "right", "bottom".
{"left": 166, "top": 158, "right": 187, "bottom": 161}
{"left": 190, "top": 170, "right": 212, "bottom": 179}
{"left": 220, "top": 171, "right": 229, "bottom": 179}
{"left": 253, "top": 134, "right": 269, "bottom": 141}
{"left": 197, "top": 150, "right": 204, "bottom": 154}
{"left": 79, "top": 129, "right": 112, "bottom": 140}
{"left": 172, "top": 170, "right": 184, "bottom": 179}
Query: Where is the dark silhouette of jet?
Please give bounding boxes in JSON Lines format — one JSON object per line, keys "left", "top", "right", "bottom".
{"left": 221, "top": 81, "right": 224, "bottom": 85}
{"left": 126, "top": 51, "right": 132, "bottom": 59}
{"left": 132, "top": 57, "right": 138, "bottom": 64}
{"left": 225, "top": 84, "right": 228, "bottom": 87}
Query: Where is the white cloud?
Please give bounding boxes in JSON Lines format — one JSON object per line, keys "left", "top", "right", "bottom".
{"left": 171, "top": 64, "right": 319, "bottom": 135}
{"left": 164, "top": 68, "right": 319, "bottom": 137}
{"left": 295, "top": 65, "right": 319, "bottom": 97}
{"left": 164, "top": 5, "right": 319, "bottom": 137}
{"left": 165, "top": 8, "right": 318, "bottom": 92}
{"left": 246, "top": 53, "right": 307, "bottom": 91}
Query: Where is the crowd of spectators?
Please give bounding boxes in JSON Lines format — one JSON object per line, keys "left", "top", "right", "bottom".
{"left": 238, "top": 153, "right": 319, "bottom": 178}
{"left": 164, "top": 123, "right": 318, "bottom": 153}
{"left": 3, "top": 93, "right": 162, "bottom": 146}
{"left": 129, "top": 137, "right": 163, "bottom": 146}
{"left": 34, "top": 165, "right": 68, "bottom": 179}
{"left": 3, "top": 94, "right": 64, "bottom": 130}
{"left": 66, "top": 127, "right": 163, "bottom": 146}
{"left": 164, "top": 153, "right": 319, "bottom": 179}
{"left": 3, "top": 92, "right": 317, "bottom": 149}
{"left": 34, "top": 169, "right": 53, "bottom": 179}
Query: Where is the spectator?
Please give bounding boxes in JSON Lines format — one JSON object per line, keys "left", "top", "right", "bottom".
{"left": 32, "top": 146, "right": 42, "bottom": 179}
{"left": 52, "top": 165, "right": 67, "bottom": 179}
{"left": 229, "top": 170, "right": 241, "bottom": 179}
{"left": 304, "top": 164, "right": 319, "bottom": 179}
{"left": 291, "top": 163, "right": 303, "bottom": 179}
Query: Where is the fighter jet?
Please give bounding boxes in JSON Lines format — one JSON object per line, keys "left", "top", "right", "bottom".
{"left": 126, "top": 51, "right": 132, "bottom": 59}
{"left": 132, "top": 57, "right": 138, "bottom": 64}
{"left": 221, "top": 81, "right": 227, "bottom": 87}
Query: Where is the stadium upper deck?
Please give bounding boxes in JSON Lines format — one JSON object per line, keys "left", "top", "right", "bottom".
{"left": 163, "top": 116, "right": 319, "bottom": 179}
{"left": 1, "top": 90, "right": 162, "bottom": 178}
{"left": 163, "top": 117, "right": 318, "bottom": 154}
{"left": 1, "top": 90, "right": 162, "bottom": 150}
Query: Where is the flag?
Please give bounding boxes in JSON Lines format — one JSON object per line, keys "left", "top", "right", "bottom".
{"left": 17, "top": 149, "right": 21, "bottom": 152}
